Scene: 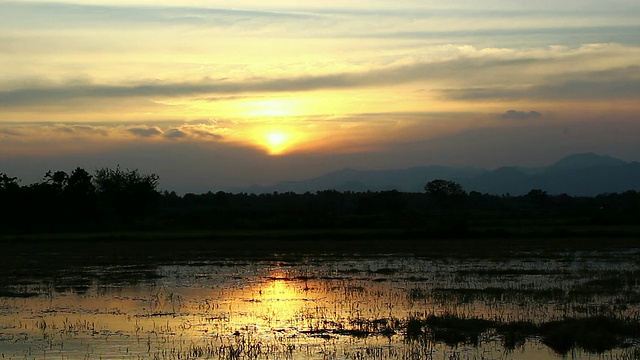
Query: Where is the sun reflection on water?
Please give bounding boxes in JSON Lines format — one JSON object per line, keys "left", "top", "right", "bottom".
{"left": 1, "top": 256, "right": 638, "bottom": 360}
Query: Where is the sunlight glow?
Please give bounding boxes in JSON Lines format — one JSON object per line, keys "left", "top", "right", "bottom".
{"left": 265, "top": 131, "right": 290, "bottom": 155}
{"left": 267, "top": 132, "right": 287, "bottom": 147}
{"left": 244, "top": 99, "right": 299, "bottom": 117}
{"left": 255, "top": 271, "right": 309, "bottom": 323}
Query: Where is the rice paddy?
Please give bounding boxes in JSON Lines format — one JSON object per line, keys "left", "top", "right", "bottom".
{"left": 1, "top": 238, "right": 639, "bottom": 359}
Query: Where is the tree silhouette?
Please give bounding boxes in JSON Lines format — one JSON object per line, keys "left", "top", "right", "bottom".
{"left": 0, "top": 173, "right": 19, "bottom": 191}
{"left": 424, "top": 179, "right": 467, "bottom": 210}
{"left": 2, "top": 166, "right": 640, "bottom": 235}
{"left": 65, "top": 167, "right": 96, "bottom": 225}
{"left": 67, "top": 167, "right": 95, "bottom": 197}
{"left": 93, "top": 166, "right": 160, "bottom": 225}
{"left": 94, "top": 166, "right": 159, "bottom": 195}
{"left": 0, "top": 173, "right": 21, "bottom": 231}
{"left": 526, "top": 189, "right": 551, "bottom": 210}
{"left": 43, "top": 170, "right": 69, "bottom": 192}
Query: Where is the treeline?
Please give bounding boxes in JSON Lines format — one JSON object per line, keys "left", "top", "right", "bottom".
{"left": 1, "top": 169, "right": 639, "bottom": 235}
{"left": 0, "top": 167, "right": 159, "bottom": 233}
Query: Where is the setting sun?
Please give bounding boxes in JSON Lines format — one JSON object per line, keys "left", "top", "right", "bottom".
{"left": 1, "top": 0, "right": 639, "bottom": 193}
{"left": 265, "top": 132, "right": 290, "bottom": 155}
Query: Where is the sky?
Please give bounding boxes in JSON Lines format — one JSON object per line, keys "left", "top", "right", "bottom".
{"left": 1, "top": 0, "right": 639, "bottom": 193}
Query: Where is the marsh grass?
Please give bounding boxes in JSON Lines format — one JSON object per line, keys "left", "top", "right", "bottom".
{"left": 2, "top": 237, "right": 640, "bottom": 359}
{"left": 539, "top": 316, "right": 640, "bottom": 355}
{"left": 423, "top": 314, "right": 496, "bottom": 347}
{"left": 406, "top": 313, "right": 640, "bottom": 355}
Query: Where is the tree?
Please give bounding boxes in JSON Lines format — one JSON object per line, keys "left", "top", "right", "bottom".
{"left": 93, "top": 166, "right": 160, "bottom": 225}
{"left": 94, "top": 166, "right": 159, "bottom": 195}
{"left": 42, "top": 170, "right": 69, "bottom": 192}
{"left": 424, "top": 179, "right": 467, "bottom": 210}
{"left": 0, "top": 173, "right": 19, "bottom": 191}
{"left": 525, "top": 189, "right": 550, "bottom": 209}
{"left": 65, "top": 167, "right": 97, "bottom": 225}
{"left": 66, "top": 167, "right": 95, "bottom": 197}
{"left": 0, "top": 173, "right": 21, "bottom": 230}
{"left": 424, "top": 179, "right": 466, "bottom": 198}
{"left": 32, "top": 171, "right": 70, "bottom": 225}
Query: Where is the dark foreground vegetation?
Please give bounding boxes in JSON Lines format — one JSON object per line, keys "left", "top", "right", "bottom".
{"left": 1, "top": 166, "right": 640, "bottom": 359}
{"left": 403, "top": 314, "right": 640, "bottom": 355}
{"left": 1, "top": 167, "right": 639, "bottom": 238}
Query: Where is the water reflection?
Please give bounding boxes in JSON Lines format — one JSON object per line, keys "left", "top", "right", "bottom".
{"left": 255, "top": 275, "right": 306, "bottom": 325}
{"left": 0, "top": 250, "right": 639, "bottom": 359}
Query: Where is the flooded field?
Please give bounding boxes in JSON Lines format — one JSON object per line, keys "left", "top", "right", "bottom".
{"left": 1, "top": 238, "right": 640, "bottom": 359}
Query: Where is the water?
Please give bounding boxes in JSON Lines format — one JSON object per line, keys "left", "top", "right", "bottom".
{"left": 1, "top": 243, "right": 640, "bottom": 359}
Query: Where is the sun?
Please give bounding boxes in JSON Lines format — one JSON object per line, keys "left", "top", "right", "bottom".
{"left": 267, "top": 132, "right": 287, "bottom": 147}
{"left": 249, "top": 128, "right": 307, "bottom": 155}
{"left": 265, "top": 132, "right": 290, "bottom": 155}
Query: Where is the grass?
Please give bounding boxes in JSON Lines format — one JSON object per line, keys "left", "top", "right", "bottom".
{"left": 2, "top": 230, "right": 640, "bottom": 358}
{"left": 431, "top": 287, "right": 567, "bottom": 303}
{"left": 424, "top": 314, "right": 496, "bottom": 347}
{"left": 406, "top": 313, "right": 640, "bottom": 354}
{"left": 539, "top": 316, "right": 640, "bottom": 355}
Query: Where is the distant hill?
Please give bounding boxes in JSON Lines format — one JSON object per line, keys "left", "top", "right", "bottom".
{"left": 234, "top": 166, "right": 484, "bottom": 194}
{"left": 230, "top": 153, "right": 640, "bottom": 196}
{"left": 545, "top": 153, "right": 627, "bottom": 170}
{"left": 471, "top": 153, "right": 640, "bottom": 195}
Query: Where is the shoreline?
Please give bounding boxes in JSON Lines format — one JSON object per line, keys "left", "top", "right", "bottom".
{"left": 2, "top": 228, "right": 639, "bottom": 257}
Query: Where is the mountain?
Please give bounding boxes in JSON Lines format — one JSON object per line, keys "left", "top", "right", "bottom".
{"left": 462, "top": 155, "right": 640, "bottom": 196}
{"left": 229, "top": 153, "right": 640, "bottom": 196}
{"left": 234, "top": 166, "right": 485, "bottom": 194}
{"left": 545, "top": 152, "right": 627, "bottom": 171}
{"left": 460, "top": 167, "right": 532, "bottom": 195}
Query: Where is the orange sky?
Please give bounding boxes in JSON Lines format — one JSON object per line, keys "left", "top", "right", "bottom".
{"left": 1, "top": 1, "right": 639, "bottom": 191}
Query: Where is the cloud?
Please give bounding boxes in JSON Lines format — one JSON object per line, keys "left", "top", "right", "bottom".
{"left": 526, "top": 78, "right": 640, "bottom": 100}
{"left": 366, "top": 25, "right": 640, "bottom": 41}
{"left": 0, "top": 1, "right": 317, "bottom": 30}
{"left": 126, "top": 123, "right": 227, "bottom": 140}
{"left": 196, "top": 95, "right": 262, "bottom": 102}
{"left": 0, "top": 128, "right": 23, "bottom": 137}
{"left": 127, "top": 126, "right": 164, "bottom": 137}
{"left": 191, "top": 130, "right": 224, "bottom": 139}
{"left": 439, "top": 65, "right": 640, "bottom": 101}
{"left": 441, "top": 77, "right": 640, "bottom": 102}
{"left": 185, "top": 119, "right": 220, "bottom": 126}
{"left": 64, "top": 125, "right": 109, "bottom": 136}
{"left": 500, "top": 110, "right": 543, "bottom": 120}
{"left": 164, "top": 129, "right": 188, "bottom": 139}
{"left": 0, "top": 122, "right": 229, "bottom": 144}
{"left": 163, "top": 127, "right": 224, "bottom": 140}
{"left": 0, "top": 60, "right": 571, "bottom": 105}
{"left": 0, "top": 45, "right": 637, "bottom": 108}
{"left": 7, "top": 124, "right": 111, "bottom": 137}
{"left": 161, "top": 122, "right": 226, "bottom": 140}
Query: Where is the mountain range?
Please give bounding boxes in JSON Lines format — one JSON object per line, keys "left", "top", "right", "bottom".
{"left": 231, "top": 153, "right": 640, "bottom": 196}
